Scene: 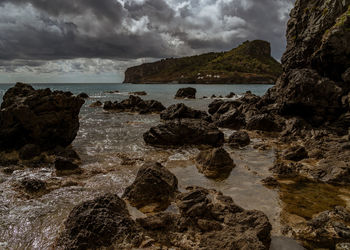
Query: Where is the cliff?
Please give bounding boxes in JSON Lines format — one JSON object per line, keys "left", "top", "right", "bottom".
{"left": 123, "top": 40, "right": 282, "bottom": 84}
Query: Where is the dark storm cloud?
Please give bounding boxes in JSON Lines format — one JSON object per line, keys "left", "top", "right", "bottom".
{"left": 0, "top": 0, "right": 294, "bottom": 74}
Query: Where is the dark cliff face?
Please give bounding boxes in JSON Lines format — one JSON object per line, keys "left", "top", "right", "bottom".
{"left": 282, "top": 0, "right": 350, "bottom": 81}
{"left": 123, "top": 40, "right": 282, "bottom": 84}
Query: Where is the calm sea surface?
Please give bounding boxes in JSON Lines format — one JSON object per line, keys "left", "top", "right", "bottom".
{"left": 0, "top": 83, "right": 306, "bottom": 249}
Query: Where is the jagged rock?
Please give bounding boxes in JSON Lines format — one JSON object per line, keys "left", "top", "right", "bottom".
{"left": 226, "top": 92, "right": 236, "bottom": 98}
{"left": 77, "top": 92, "right": 89, "bottom": 99}
{"left": 53, "top": 147, "right": 80, "bottom": 160}
{"left": 143, "top": 120, "right": 224, "bottom": 147}
{"left": 228, "top": 131, "right": 250, "bottom": 148}
{"left": 214, "top": 108, "right": 246, "bottom": 130}
{"left": 160, "top": 103, "right": 210, "bottom": 121}
{"left": 208, "top": 100, "right": 224, "bottom": 115}
{"left": 283, "top": 145, "right": 308, "bottom": 161}
{"left": 0, "top": 82, "right": 84, "bottom": 151}
{"left": 129, "top": 91, "right": 147, "bottom": 96}
{"left": 103, "top": 95, "right": 165, "bottom": 114}
{"left": 261, "top": 177, "right": 279, "bottom": 188}
{"left": 20, "top": 178, "right": 46, "bottom": 193}
{"left": 246, "top": 114, "right": 281, "bottom": 132}
{"left": 89, "top": 101, "right": 102, "bottom": 107}
{"left": 195, "top": 147, "right": 235, "bottom": 178}
{"left": 316, "top": 160, "right": 350, "bottom": 184}
{"left": 55, "top": 157, "right": 79, "bottom": 171}
{"left": 175, "top": 87, "right": 196, "bottom": 99}
{"left": 57, "top": 193, "right": 139, "bottom": 250}
{"left": 122, "top": 162, "right": 178, "bottom": 212}
{"left": 19, "top": 144, "right": 41, "bottom": 160}
{"left": 270, "top": 162, "right": 302, "bottom": 178}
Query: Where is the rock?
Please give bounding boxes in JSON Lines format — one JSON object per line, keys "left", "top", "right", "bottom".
{"left": 160, "top": 103, "right": 210, "bottom": 121}
{"left": 226, "top": 92, "right": 236, "bottom": 98}
{"left": 175, "top": 87, "right": 196, "bottom": 99}
{"left": 54, "top": 147, "right": 80, "bottom": 160}
{"left": 211, "top": 94, "right": 216, "bottom": 98}
{"left": 208, "top": 99, "right": 224, "bottom": 115}
{"left": 0, "top": 83, "right": 84, "bottom": 151}
{"left": 55, "top": 157, "right": 79, "bottom": 171}
{"left": 246, "top": 114, "right": 281, "bottom": 132}
{"left": 77, "top": 92, "right": 89, "bottom": 99}
{"left": 195, "top": 147, "right": 235, "bottom": 178}
{"left": 57, "top": 193, "right": 139, "bottom": 250}
{"left": 122, "top": 162, "right": 178, "bottom": 212}
{"left": 337, "top": 242, "right": 350, "bottom": 250}
{"left": 20, "top": 178, "right": 46, "bottom": 193}
{"left": 342, "top": 68, "right": 350, "bottom": 83}
{"left": 316, "top": 160, "right": 350, "bottom": 184}
{"left": 143, "top": 120, "right": 224, "bottom": 147}
{"left": 105, "top": 90, "right": 119, "bottom": 94}
{"left": 89, "top": 101, "right": 102, "bottom": 107}
{"left": 270, "top": 161, "right": 302, "bottom": 178}
{"left": 103, "top": 95, "right": 165, "bottom": 114}
{"left": 261, "top": 177, "right": 279, "bottom": 188}
{"left": 19, "top": 144, "right": 41, "bottom": 160}
{"left": 129, "top": 91, "right": 147, "bottom": 96}
{"left": 214, "top": 108, "right": 246, "bottom": 129}
{"left": 283, "top": 145, "right": 308, "bottom": 161}
{"left": 228, "top": 131, "right": 251, "bottom": 148}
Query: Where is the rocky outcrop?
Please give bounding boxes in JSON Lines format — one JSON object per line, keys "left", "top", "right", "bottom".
{"left": 195, "top": 147, "right": 235, "bottom": 178}
{"left": 283, "top": 145, "right": 308, "bottom": 161}
{"left": 122, "top": 162, "right": 178, "bottom": 212}
{"left": 228, "top": 131, "right": 251, "bottom": 148}
{"left": 57, "top": 193, "right": 139, "bottom": 250}
{"left": 103, "top": 95, "right": 165, "bottom": 114}
{"left": 143, "top": 120, "right": 224, "bottom": 147}
{"left": 175, "top": 87, "right": 196, "bottom": 99}
{"left": 160, "top": 103, "right": 210, "bottom": 121}
{"left": 0, "top": 82, "right": 84, "bottom": 151}
{"left": 123, "top": 40, "right": 282, "bottom": 84}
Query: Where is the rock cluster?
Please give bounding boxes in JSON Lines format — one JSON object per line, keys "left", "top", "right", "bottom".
{"left": 103, "top": 95, "right": 165, "bottom": 114}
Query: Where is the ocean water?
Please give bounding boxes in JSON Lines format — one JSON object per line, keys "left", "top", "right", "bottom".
{"left": 0, "top": 83, "right": 308, "bottom": 249}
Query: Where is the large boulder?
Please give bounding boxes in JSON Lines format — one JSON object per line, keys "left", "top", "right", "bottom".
{"left": 143, "top": 120, "right": 224, "bottom": 147}
{"left": 57, "top": 193, "right": 139, "bottom": 249}
{"left": 103, "top": 95, "right": 165, "bottom": 114}
{"left": 214, "top": 108, "right": 246, "bottom": 129}
{"left": 195, "top": 147, "right": 235, "bottom": 178}
{"left": 122, "top": 162, "right": 178, "bottom": 212}
{"left": 246, "top": 114, "right": 281, "bottom": 132}
{"left": 0, "top": 83, "right": 84, "bottom": 151}
{"left": 160, "top": 103, "right": 210, "bottom": 121}
{"left": 175, "top": 87, "right": 196, "bottom": 99}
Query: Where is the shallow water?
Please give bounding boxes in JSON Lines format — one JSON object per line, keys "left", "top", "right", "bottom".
{"left": 0, "top": 82, "right": 347, "bottom": 249}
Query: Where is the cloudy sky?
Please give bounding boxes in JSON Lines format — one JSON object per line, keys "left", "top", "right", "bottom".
{"left": 0, "top": 0, "right": 294, "bottom": 83}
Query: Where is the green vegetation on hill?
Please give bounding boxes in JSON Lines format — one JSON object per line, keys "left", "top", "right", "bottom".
{"left": 124, "top": 40, "right": 282, "bottom": 84}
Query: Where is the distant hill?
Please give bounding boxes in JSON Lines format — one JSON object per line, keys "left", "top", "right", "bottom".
{"left": 123, "top": 40, "right": 282, "bottom": 84}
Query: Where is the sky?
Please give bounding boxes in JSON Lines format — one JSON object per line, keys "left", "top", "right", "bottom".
{"left": 0, "top": 0, "right": 294, "bottom": 83}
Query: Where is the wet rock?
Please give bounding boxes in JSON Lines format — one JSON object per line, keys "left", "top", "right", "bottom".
{"left": 103, "top": 95, "right": 165, "bottom": 114}
{"left": 143, "top": 120, "right": 224, "bottom": 147}
{"left": 57, "top": 193, "right": 139, "bottom": 250}
{"left": 129, "top": 91, "right": 147, "bottom": 96}
{"left": 261, "top": 177, "right": 279, "bottom": 188}
{"left": 228, "top": 131, "right": 250, "bottom": 148}
{"left": 77, "top": 92, "right": 89, "bottom": 99}
{"left": 122, "top": 162, "right": 178, "bottom": 212}
{"left": 246, "top": 114, "right": 281, "bottom": 132}
{"left": 19, "top": 144, "right": 41, "bottom": 160}
{"left": 214, "top": 108, "right": 246, "bottom": 129}
{"left": 343, "top": 68, "right": 350, "bottom": 83}
{"left": 211, "top": 94, "right": 216, "bottom": 98}
{"left": 20, "top": 178, "right": 46, "bottom": 193}
{"left": 270, "top": 162, "right": 302, "bottom": 178}
{"left": 208, "top": 99, "right": 224, "bottom": 115}
{"left": 283, "top": 145, "right": 308, "bottom": 161}
{"left": 226, "top": 92, "right": 236, "bottom": 98}
{"left": 175, "top": 87, "right": 196, "bottom": 99}
{"left": 316, "top": 160, "right": 350, "bottom": 184}
{"left": 0, "top": 82, "right": 84, "bottom": 151}
{"left": 89, "top": 101, "right": 102, "bottom": 107}
{"left": 160, "top": 103, "right": 210, "bottom": 121}
{"left": 195, "top": 147, "right": 235, "bottom": 178}
{"left": 337, "top": 242, "right": 350, "bottom": 250}
{"left": 55, "top": 157, "right": 79, "bottom": 171}
{"left": 54, "top": 147, "right": 80, "bottom": 160}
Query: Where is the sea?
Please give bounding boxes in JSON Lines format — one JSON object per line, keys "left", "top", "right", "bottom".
{"left": 0, "top": 83, "right": 306, "bottom": 249}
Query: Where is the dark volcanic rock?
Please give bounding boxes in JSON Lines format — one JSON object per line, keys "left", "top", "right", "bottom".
{"left": 55, "top": 157, "right": 79, "bottom": 171}
{"left": 129, "top": 91, "right": 147, "bottom": 96}
{"left": 246, "top": 114, "right": 281, "bottom": 132}
{"left": 226, "top": 92, "right": 236, "bottom": 98}
{"left": 122, "top": 162, "right": 178, "bottom": 212}
{"left": 283, "top": 145, "right": 308, "bottom": 161}
{"left": 57, "top": 193, "right": 139, "bottom": 250}
{"left": 214, "top": 108, "right": 246, "bottom": 129}
{"left": 175, "top": 87, "right": 196, "bottom": 99}
{"left": 0, "top": 82, "right": 84, "bottom": 151}
{"left": 228, "top": 131, "right": 251, "bottom": 148}
{"left": 143, "top": 120, "right": 224, "bottom": 147}
{"left": 160, "top": 103, "right": 210, "bottom": 121}
{"left": 195, "top": 147, "right": 235, "bottom": 178}
{"left": 19, "top": 144, "right": 41, "bottom": 160}
{"left": 89, "top": 101, "right": 102, "bottom": 107}
{"left": 77, "top": 92, "right": 89, "bottom": 99}
{"left": 103, "top": 95, "right": 165, "bottom": 114}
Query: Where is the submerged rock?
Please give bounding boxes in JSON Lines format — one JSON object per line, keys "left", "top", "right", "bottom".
{"left": 129, "top": 91, "right": 147, "bottom": 96}
{"left": 195, "top": 147, "right": 235, "bottom": 178}
{"left": 228, "top": 131, "right": 250, "bottom": 148}
{"left": 20, "top": 178, "right": 46, "bottom": 194}
{"left": 143, "top": 120, "right": 224, "bottom": 147}
{"left": 57, "top": 193, "right": 139, "bottom": 250}
{"left": 175, "top": 87, "right": 196, "bottom": 99}
{"left": 0, "top": 82, "right": 84, "bottom": 151}
{"left": 103, "top": 95, "right": 165, "bottom": 114}
{"left": 160, "top": 103, "right": 210, "bottom": 121}
{"left": 122, "top": 162, "right": 178, "bottom": 212}
{"left": 89, "top": 101, "right": 102, "bottom": 107}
